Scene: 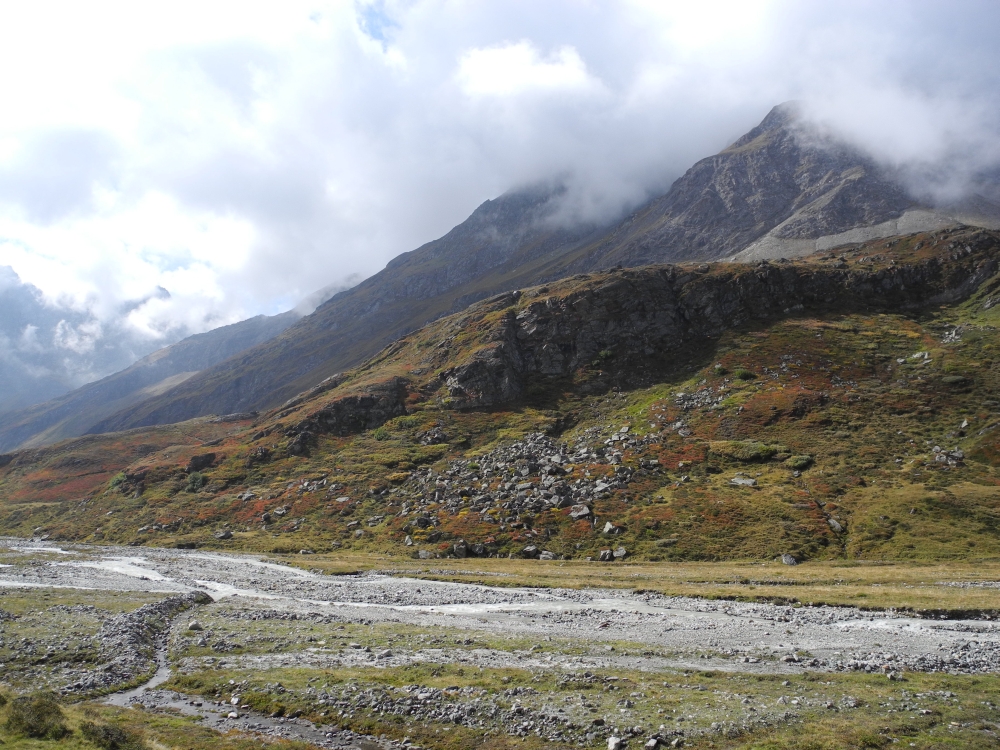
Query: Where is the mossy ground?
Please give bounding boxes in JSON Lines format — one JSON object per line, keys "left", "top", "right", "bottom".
{"left": 0, "top": 698, "right": 318, "bottom": 750}
{"left": 162, "top": 660, "right": 1000, "bottom": 750}
{"left": 8, "top": 309, "right": 1000, "bottom": 566}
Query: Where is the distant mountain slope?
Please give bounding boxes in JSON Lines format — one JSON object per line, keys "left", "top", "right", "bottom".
{"left": 90, "top": 103, "right": 999, "bottom": 433}
{"left": 0, "top": 310, "right": 299, "bottom": 452}
{"left": 0, "top": 267, "right": 181, "bottom": 414}
{"left": 86, "top": 186, "right": 608, "bottom": 432}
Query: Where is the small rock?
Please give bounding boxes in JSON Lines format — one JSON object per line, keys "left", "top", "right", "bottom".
{"left": 227, "top": 711, "right": 239, "bottom": 719}
{"left": 613, "top": 546, "right": 627, "bottom": 560}
{"left": 569, "top": 504, "right": 591, "bottom": 519}
{"left": 522, "top": 545, "right": 540, "bottom": 559}
{"left": 608, "top": 737, "right": 624, "bottom": 750}
{"left": 188, "top": 621, "right": 203, "bottom": 631}
{"left": 598, "top": 549, "right": 614, "bottom": 562}
{"left": 538, "top": 550, "right": 556, "bottom": 561}
{"left": 417, "top": 550, "right": 433, "bottom": 559}
{"left": 214, "top": 530, "right": 232, "bottom": 540}
{"left": 827, "top": 518, "right": 844, "bottom": 533}
{"left": 404, "top": 535, "right": 413, "bottom": 546}
{"left": 780, "top": 554, "right": 798, "bottom": 566}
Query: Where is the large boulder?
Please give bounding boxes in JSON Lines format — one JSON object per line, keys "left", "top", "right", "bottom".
{"left": 187, "top": 453, "right": 216, "bottom": 472}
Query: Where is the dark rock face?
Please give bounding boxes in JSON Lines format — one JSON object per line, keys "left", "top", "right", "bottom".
{"left": 301, "top": 377, "right": 409, "bottom": 436}
{"left": 186, "top": 453, "right": 216, "bottom": 472}
{"left": 279, "top": 377, "right": 409, "bottom": 456}
{"left": 441, "top": 232, "right": 999, "bottom": 409}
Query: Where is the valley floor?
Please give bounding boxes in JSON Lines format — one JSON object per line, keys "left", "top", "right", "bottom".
{"left": 2, "top": 540, "right": 1000, "bottom": 749}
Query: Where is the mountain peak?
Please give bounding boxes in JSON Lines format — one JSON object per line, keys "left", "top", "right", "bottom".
{"left": 724, "top": 101, "right": 803, "bottom": 152}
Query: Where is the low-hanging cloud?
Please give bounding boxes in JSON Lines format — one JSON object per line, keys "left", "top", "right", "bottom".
{"left": 0, "top": 265, "right": 182, "bottom": 412}
{"left": 0, "top": 0, "right": 998, "bottom": 396}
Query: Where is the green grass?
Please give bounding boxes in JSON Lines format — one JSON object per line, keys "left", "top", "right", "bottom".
{"left": 0, "top": 698, "right": 319, "bottom": 750}
{"left": 159, "top": 661, "right": 1000, "bottom": 750}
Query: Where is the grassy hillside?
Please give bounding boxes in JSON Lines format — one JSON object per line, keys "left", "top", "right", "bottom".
{"left": 3, "top": 227, "right": 1000, "bottom": 563}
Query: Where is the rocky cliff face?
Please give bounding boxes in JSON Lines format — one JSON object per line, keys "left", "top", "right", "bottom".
{"left": 261, "top": 227, "right": 999, "bottom": 454}
{"left": 438, "top": 228, "right": 998, "bottom": 410}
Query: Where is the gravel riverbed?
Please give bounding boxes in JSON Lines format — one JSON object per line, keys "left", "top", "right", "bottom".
{"left": 4, "top": 539, "right": 1000, "bottom": 678}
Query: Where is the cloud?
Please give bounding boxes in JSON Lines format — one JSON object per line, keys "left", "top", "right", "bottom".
{"left": 456, "top": 42, "right": 599, "bottom": 97}
{"left": 0, "top": 129, "right": 119, "bottom": 223}
{"left": 0, "top": 265, "right": 184, "bottom": 412}
{"left": 0, "top": 0, "right": 996, "bottom": 399}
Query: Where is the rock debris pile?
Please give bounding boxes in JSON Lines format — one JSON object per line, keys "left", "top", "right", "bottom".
{"left": 387, "top": 430, "right": 664, "bottom": 559}
{"left": 63, "top": 591, "right": 211, "bottom": 694}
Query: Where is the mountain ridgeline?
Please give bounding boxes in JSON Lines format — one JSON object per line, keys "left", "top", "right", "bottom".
{"left": 84, "top": 103, "right": 999, "bottom": 435}
{"left": 6, "top": 102, "right": 1000, "bottom": 449}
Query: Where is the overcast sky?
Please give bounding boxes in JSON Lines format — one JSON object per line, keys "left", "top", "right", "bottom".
{"left": 1, "top": 0, "right": 999, "bottom": 349}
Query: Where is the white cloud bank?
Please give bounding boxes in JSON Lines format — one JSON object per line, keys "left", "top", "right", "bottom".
{"left": 0, "top": 0, "right": 997, "bottom": 385}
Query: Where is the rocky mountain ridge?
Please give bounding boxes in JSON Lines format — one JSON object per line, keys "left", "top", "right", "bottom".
{"left": 84, "top": 104, "right": 1000, "bottom": 436}
{"left": 11, "top": 103, "right": 1000, "bottom": 450}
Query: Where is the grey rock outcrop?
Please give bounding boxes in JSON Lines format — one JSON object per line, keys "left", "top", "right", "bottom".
{"left": 280, "top": 377, "right": 409, "bottom": 455}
